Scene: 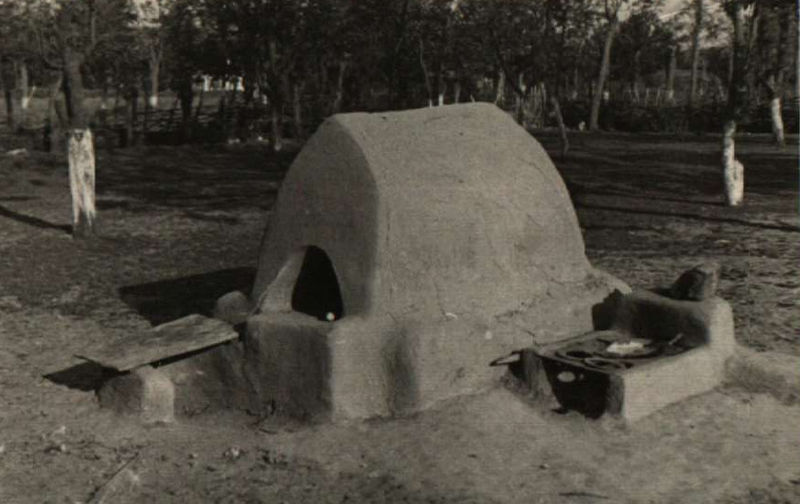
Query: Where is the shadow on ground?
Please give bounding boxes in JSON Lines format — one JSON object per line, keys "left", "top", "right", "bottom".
{"left": 44, "top": 361, "right": 120, "bottom": 391}
{"left": 119, "top": 267, "right": 256, "bottom": 325}
{"left": 0, "top": 203, "right": 72, "bottom": 233}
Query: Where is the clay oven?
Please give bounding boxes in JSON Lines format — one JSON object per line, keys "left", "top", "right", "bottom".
{"left": 245, "top": 103, "right": 627, "bottom": 420}
{"left": 87, "top": 103, "right": 737, "bottom": 424}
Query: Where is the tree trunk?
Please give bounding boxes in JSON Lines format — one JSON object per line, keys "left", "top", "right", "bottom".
{"left": 436, "top": 56, "right": 445, "bottom": 106}
{"left": 633, "top": 49, "right": 642, "bottom": 103}
{"left": 165, "top": 95, "right": 177, "bottom": 131}
{"left": 62, "top": 50, "right": 87, "bottom": 129}
{"left": 48, "top": 75, "right": 65, "bottom": 130}
{"left": 722, "top": 2, "right": 749, "bottom": 207}
{"left": 419, "top": 38, "right": 433, "bottom": 107}
{"left": 125, "top": 87, "right": 138, "bottom": 148}
{"left": 700, "top": 57, "right": 708, "bottom": 99}
{"left": 68, "top": 129, "right": 96, "bottom": 237}
{"left": 494, "top": 70, "right": 505, "bottom": 105}
{"left": 571, "top": 65, "right": 580, "bottom": 100}
{"left": 515, "top": 74, "right": 528, "bottom": 126}
{"left": 721, "top": 120, "right": 743, "bottom": 206}
{"left": 217, "top": 87, "right": 227, "bottom": 123}
{"left": 178, "top": 78, "right": 193, "bottom": 143}
{"left": 112, "top": 84, "right": 121, "bottom": 123}
{"left": 769, "top": 96, "right": 784, "bottom": 147}
{"left": 44, "top": 78, "right": 63, "bottom": 154}
{"left": 589, "top": 13, "right": 620, "bottom": 130}
{"left": 551, "top": 96, "right": 569, "bottom": 161}
{"left": 143, "top": 81, "right": 151, "bottom": 142}
{"left": 270, "top": 104, "right": 283, "bottom": 151}
{"left": 727, "top": 45, "right": 735, "bottom": 90}
{"left": 148, "top": 52, "right": 160, "bottom": 109}
{"left": 193, "top": 85, "right": 205, "bottom": 133}
{"left": 689, "top": 0, "right": 704, "bottom": 110}
{"left": 3, "top": 89, "right": 14, "bottom": 131}
{"left": 292, "top": 80, "right": 304, "bottom": 139}
{"left": 666, "top": 46, "right": 677, "bottom": 103}
{"left": 18, "top": 62, "right": 29, "bottom": 126}
{"left": 332, "top": 59, "right": 348, "bottom": 114}
{"left": 61, "top": 48, "right": 96, "bottom": 237}
{"left": 2, "top": 59, "right": 16, "bottom": 131}
{"left": 766, "top": 4, "right": 792, "bottom": 148}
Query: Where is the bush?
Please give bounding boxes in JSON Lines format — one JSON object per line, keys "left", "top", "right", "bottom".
{"left": 553, "top": 99, "right": 798, "bottom": 135}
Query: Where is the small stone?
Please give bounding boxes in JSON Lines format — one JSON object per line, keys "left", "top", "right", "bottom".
{"left": 0, "top": 443, "right": 5, "bottom": 454}
{"left": 46, "top": 443, "right": 67, "bottom": 454}
{"left": 670, "top": 263, "right": 719, "bottom": 301}
{"left": 89, "top": 468, "right": 140, "bottom": 503}
{"left": 557, "top": 371, "right": 576, "bottom": 383}
{"left": 0, "top": 296, "right": 23, "bottom": 311}
{"left": 223, "top": 446, "right": 242, "bottom": 460}
{"left": 539, "top": 463, "right": 550, "bottom": 470}
{"left": 213, "top": 291, "right": 251, "bottom": 326}
{"left": 98, "top": 365, "right": 175, "bottom": 424}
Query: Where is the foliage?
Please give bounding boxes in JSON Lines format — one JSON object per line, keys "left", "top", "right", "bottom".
{"left": 0, "top": 0, "right": 796, "bottom": 140}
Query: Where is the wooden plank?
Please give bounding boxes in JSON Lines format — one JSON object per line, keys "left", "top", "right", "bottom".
{"left": 77, "top": 314, "right": 238, "bottom": 372}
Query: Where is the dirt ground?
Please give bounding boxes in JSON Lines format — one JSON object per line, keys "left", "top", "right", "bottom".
{"left": 0, "top": 130, "right": 798, "bottom": 503}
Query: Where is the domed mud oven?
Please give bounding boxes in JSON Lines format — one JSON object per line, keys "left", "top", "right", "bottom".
{"left": 88, "top": 103, "right": 737, "bottom": 423}
{"left": 239, "top": 102, "right": 628, "bottom": 420}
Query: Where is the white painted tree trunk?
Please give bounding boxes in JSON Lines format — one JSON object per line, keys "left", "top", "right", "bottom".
{"left": 721, "top": 120, "right": 744, "bottom": 206}
{"left": 18, "top": 63, "right": 30, "bottom": 118}
{"left": 21, "top": 86, "right": 34, "bottom": 111}
{"left": 67, "top": 129, "right": 96, "bottom": 237}
{"left": 495, "top": 71, "right": 505, "bottom": 104}
{"left": 270, "top": 106, "right": 282, "bottom": 152}
{"left": 769, "top": 96, "right": 785, "bottom": 147}
{"left": 148, "top": 54, "right": 159, "bottom": 109}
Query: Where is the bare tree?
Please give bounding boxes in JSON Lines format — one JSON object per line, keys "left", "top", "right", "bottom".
{"left": 34, "top": 0, "right": 134, "bottom": 237}
{"left": 589, "top": 0, "right": 626, "bottom": 131}
{"left": 721, "top": 0, "right": 756, "bottom": 207}
{"left": 688, "top": 0, "right": 705, "bottom": 110}
{"left": 757, "top": 0, "right": 795, "bottom": 147}
{"left": 133, "top": 0, "right": 167, "bottom": 110}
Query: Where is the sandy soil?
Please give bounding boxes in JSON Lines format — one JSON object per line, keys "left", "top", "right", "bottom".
{"left": 0, "top": 132, "right": 798, "bottom": 503}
